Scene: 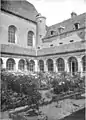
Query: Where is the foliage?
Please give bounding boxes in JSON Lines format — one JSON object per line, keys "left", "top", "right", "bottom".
{"left": 50, "top": 72, "right": 85, "bottom": 94}
{"left": 1, "top": 70, "right": 41, "bottom": 112}
{"left": 1, "top": 70, "right": 85, "bottom": 112}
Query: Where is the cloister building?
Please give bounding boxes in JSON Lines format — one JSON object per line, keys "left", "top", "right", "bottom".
{"left": 0, "top": 0, "right": 86, "bottom": 76}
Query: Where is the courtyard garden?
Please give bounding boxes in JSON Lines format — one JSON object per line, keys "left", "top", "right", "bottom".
{"left": 1, "top": 69, "right": 85, "bottom": 120}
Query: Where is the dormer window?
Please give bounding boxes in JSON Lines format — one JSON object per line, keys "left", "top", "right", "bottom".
{"left": 59, "top": 42, "right": 63, "bottom": 45}
{"left": 40, "top": 20, "right": 42, "bottom": 23}
{"left": 74, "top": 23, "right": 80, "bottom": 30}
{"left": 50, "top": 44, "right": 53, "bottom": 46}
{"left": 58, "top": 26, "right": 65, "bottom": 34}
{"left": 51, "top": 31, "right": 55, "bottom": 35}
{"left": 70, "top": 40, "right": 74, "bottom": 42}
{"left": 38, "top": 47, "right": 40, "bottom": 49}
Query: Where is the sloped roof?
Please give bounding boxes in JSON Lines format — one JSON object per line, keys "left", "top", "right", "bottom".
{"left": 1, "top": 0, "right": 38, "bottom": 22}
{"left": 1, "top": 44, "right": 36, "bottom": 56}
{"left": 37, "top": 41, "right": 86, "bottom": 56}
{"left": 43, "top": 13, "right": 86, "bottom": 41}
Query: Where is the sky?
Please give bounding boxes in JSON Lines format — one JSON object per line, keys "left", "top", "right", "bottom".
{"left": 27, "top": 0, "right": 86, "bottom": 26}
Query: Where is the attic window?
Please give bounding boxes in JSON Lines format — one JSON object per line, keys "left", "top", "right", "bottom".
{"left": 58, "top": 26, "right": 65, "bottom": 34}
{"left": 74, "top": 23, "right": 80, "bottom": 30}
{"left": 50, "top": 44, "right": 53, "bottom": 46}
{"left": 70, "top": 40, "right": 74, "bottom": 42}
{"left": 40, "top": 35, "right": 42, "bottom": 38}
{"left": 59, "top": 42, "right": 63, "bottom": 45}
{"left": 51, "top": 31, "right": 54, "bottom": 35}
{"left": 40, "top": 20, "right": 42, "bottom": 23}
{"left": 38, "top": 47, "right": 40, "bottom": 49}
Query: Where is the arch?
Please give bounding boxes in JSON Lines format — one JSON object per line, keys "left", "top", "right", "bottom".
{"left": 8, "top": 25, "right": 17, "bottom": 43}
{"left": 6, "top": 58, "right": 15, "bottom": 70}
{"left": 18, "top": 59, "right": 25, "bottom": 71}
{"left": 38, "top": 60, "right": 44, "bottom": 72}
{"left": 0, "top": 58, "right": 3, "bottom": 69}
{"left": 27, "top": 31, "right": 34, "bottom": 46}
{"left": 68, "top": 57, "right": 78, "bottom": 75}
{"left": 56, "top": 58, "right": 65, "bottom": 72}
{"left": 47, "top": 59, "right": 53, "bottom": 72}
{"left": 82, "top": 56, "right": 86, "bottom": 72}
{"left": 29, "top": 60, "right": 35, "bottom": 72}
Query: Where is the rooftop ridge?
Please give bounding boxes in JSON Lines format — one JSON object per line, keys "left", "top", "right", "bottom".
{"left": 48, "top": 12, "right": 86, "bottom": 28}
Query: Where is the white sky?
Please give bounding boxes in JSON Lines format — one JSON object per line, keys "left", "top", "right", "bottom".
{"left": 27, "top": 0, "right": 86, "bottom": 26}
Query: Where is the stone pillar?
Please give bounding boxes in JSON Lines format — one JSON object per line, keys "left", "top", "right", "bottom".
{"left": 65, "top": 59, "right": 69, "bottom": 73}
{"left": 44, "top": 60, "right": 48, "bottom": 72}
{"left": 77, "top": 57, "right": 83, "bottom": 76}
{"left": 53, "top": 59, "right": 58, "bottom": 73}
{"left": 34, "top": 59, "right": 38, "bottom": 72}
{"left": 14, "top": 58, "right": 20, "bottom": 71}
{"left": 2, "top": 57, "right": 8, "bottom": 69}
{"left": 24, "top": 61, "right": 27, "bottom": 72}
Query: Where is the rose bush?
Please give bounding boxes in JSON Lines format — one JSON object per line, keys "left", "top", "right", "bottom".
{"left": 1, "top": 70, "right": 41, "bottom": 112}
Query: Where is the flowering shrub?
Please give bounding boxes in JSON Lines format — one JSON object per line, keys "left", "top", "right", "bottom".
{"left": 50, "top": 72, "right": 85, "bottom": 94}
{"left": 1, "top": 70, "right": 85, "bottom": 111}
{"left": 1, "top": 70, "right": 41, "bottom": 112}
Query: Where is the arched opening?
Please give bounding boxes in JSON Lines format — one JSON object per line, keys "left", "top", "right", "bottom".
{"left": 8, "top": 25, "right": 17, "bottom": 43}
{"left": 68, "top": 57, "right": 78, "bottom": 75}
{"left": 29, "top": 60, "right": 35, "bottom": 72}
{"left": 56, "top": 58, "right": 65, "bottom": 72}
{"left": 47, "top": 59, "right": 53, "bottom": 72}
{"left": 82, "top": 56, "right": 86, "bottom": 72}
{"left": 0, "top": 58, "right": 3, "bottom": 69}
{"left": 18, "top": 59, "right": 25, "bottom": 71}
{"left": 6, "top": 58, "right": 15, "bottom": 70}
{"left": 38, "top": 60, "right": 44, "bottom": 72}
{"left": 27, "top": 31, "right": 34, "bottom": 46}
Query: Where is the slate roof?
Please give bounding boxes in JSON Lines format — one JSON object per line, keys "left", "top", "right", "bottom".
{"left": 1, "top": 44, "right": 36, "bottom": 56}
{"left": 1, "top": 0, "right": 38, "bottom": 22}
{"left": 43, "top": 13, "right": 86, "bottom": 41}
{"left": 37, "top": 41, "right": 86, "bottom": 56}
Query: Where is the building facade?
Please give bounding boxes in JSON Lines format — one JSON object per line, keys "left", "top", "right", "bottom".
{"left": 0, "top": 0, "right": 86, "bottom": 76}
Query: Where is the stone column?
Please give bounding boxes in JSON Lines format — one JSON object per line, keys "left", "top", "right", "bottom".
{"left": 34, "top": 59, "right": 38, "bottom": 72}
{"left": 44, "top": 60, "right": 48, "bottom": 72}
{"left": 14, "top": 58, "right": 20, "bottom": 71}
{"left": 24, "top": 61, "right": 27, "bottom": 72}
{"left": 53, "top": 59, "right": 58, "bottom": 73}
{"left": 2, "top": 57, "right": 8, "bottom": 69}
{"left": 65, "top": 59, "right": 69, "bottom": 73}
{"left": 77, "top": 57, "right": 83, "bottom": 76}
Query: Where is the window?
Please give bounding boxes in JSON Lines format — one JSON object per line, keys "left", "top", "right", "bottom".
{"left": 6, "top": 58, "right": 15, "bottom": 70}
{"left": 40, "top": 35, "right": 42, "bottom": 38}
{"left": 8, "top": 25, "right": 16, "bottom": 43}
{"left": 47, "top": 59, "right": 53, "bottom": 72}
{"left": 70, "top": 40, "right": 74, "bottom": 42}
{"left": 50, "top": 44, "right": 53, "bottom": 47}
{"left": 82, "top": 56, "right": 86, "bottom": 72}
{"left": 27, "top": 31, "right": 34, "bottom": 46}
{"left": 18, "top": 59, "right": 25, "bottom": 71}
{"left": 57, "top": 58, "right": 65, "bottom": 72}
{"left": 29, "top": 60, "right": 35, "bottom": 72}
{"left": 58, "top": 26, "right": 65, "bottom": 34}
{"left": 74, "top": 23, "right": 79, "bottom": 30}
{"left": 68, "top": 57, "right": 78, "bottom": 75}
{"left": 39, "top": 60, "right": 44, "bottom": 72}
{"left": 38, "top": 47, "right": 40, "bottom": 49}
{"left": 59, "top": 42, "right": 63, "bottom": 45}
{"left": 51, "top": 31, "right": 54, "bottom": 35}
{"left": 40, "top": 20, "right": 42, "bottom": 23}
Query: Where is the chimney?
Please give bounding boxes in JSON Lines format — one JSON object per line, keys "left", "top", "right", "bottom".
{"left": 71, "top": 12, "right": 77, "bottom": 18}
